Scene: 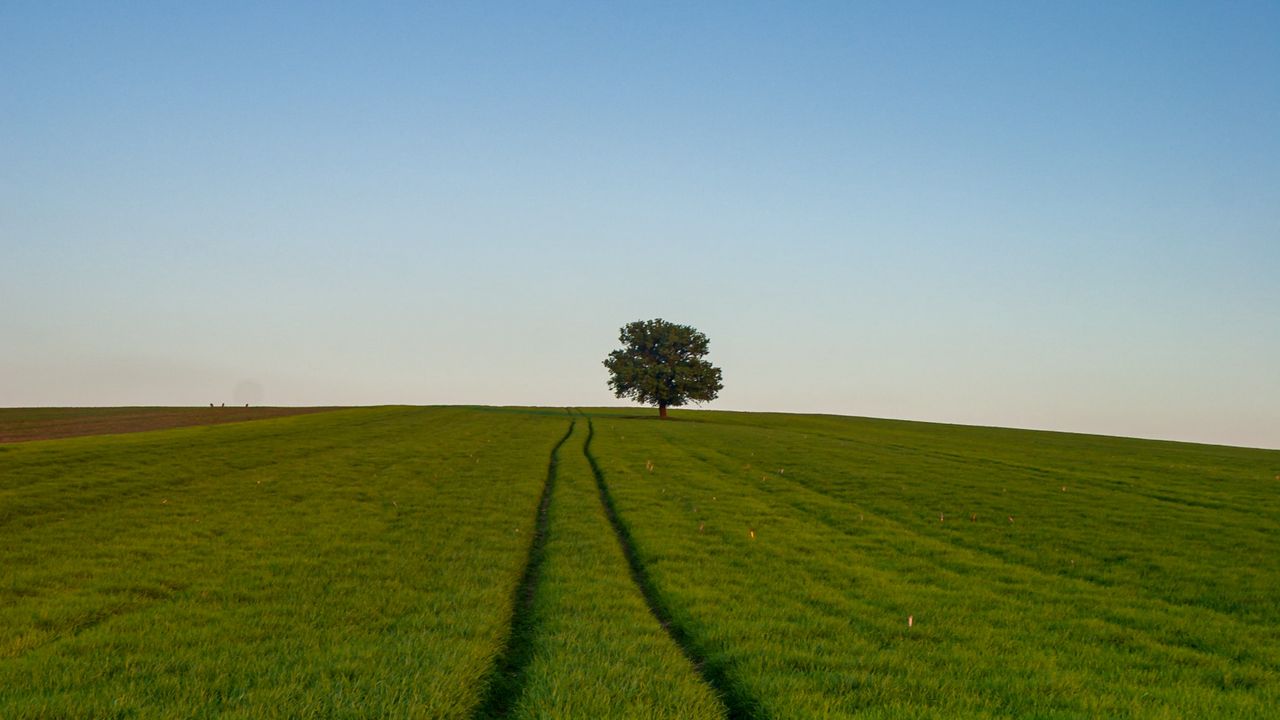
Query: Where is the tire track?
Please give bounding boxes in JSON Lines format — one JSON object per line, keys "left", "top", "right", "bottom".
{"left": 582, "top": 414, "right": 763, "bottom": 720}
{"left": 472, "top": 416, "right": 575, "bottom": 719}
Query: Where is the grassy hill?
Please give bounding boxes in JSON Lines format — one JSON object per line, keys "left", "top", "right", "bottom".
{"left": 1, "top": 406, "right": 1276, "bottom": 718}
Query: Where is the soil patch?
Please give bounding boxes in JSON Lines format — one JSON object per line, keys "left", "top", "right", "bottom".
{"left": 0, "top": 407, "right": 339, "bottom": 443}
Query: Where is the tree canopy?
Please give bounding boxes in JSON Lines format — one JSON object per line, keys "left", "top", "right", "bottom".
{"left": 603, "top": 319, "right": 723, "bottom": 418}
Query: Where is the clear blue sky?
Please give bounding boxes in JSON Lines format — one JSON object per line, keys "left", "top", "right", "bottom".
{"left": 3, "top": 2, "right": 1277, "bottom": 448}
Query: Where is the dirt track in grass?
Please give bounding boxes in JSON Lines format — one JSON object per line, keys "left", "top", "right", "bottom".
{"left": 0, "top": 406, "right": 339, "bottom": 443}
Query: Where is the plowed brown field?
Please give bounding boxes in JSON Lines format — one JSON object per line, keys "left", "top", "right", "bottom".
{"left": 0, "top": 406, "right": 337, "bottom": 443}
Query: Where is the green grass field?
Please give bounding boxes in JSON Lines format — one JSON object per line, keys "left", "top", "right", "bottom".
{"left": 2, "top": 406, "right": 1277, "bottom": 718}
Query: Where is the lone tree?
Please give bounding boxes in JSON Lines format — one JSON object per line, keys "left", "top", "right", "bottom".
{"left": 603, "top": 318, "right": 723, "bottom": 419}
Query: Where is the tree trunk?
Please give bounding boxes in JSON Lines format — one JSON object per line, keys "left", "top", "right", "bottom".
{"left": 659, "top": 402, "right": 668, "bottom": 419}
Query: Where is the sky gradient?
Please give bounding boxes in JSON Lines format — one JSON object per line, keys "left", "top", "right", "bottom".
{"left": 3, "top": 2, "right": 1278, "bottom": 448}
